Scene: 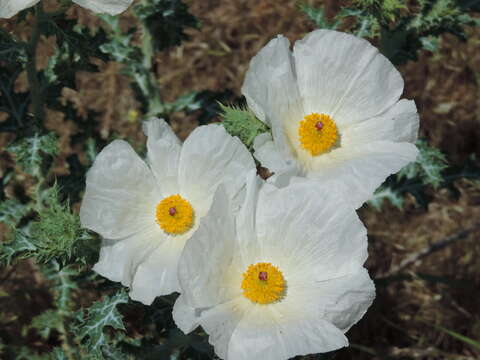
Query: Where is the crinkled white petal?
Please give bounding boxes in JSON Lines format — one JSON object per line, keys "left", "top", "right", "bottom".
{"left": 143, "top": 118, "right": 181, "bottom": 195}
{"left": 342, "top": 99, "right": 419, "bottom": 146}
{"left": 72, "top": 0, "right": 133, "bottom": 15}
{"left": 253, "top": 132, "right": 297, "bottom": 176}
{"left": 92, "top": 228, "right": 161, "bottom": 286}
{"left": 178, "top": 124, "right": 255, "bottom": 213}
{"left": 309, "top": 141, "right": 419, "bottom": 209}
{"left": 129, "top": 236, "right": 185, "bottom": 304}
{"left": 294, "top": 29, "right": 403, "bottom": 127}
{"left": 0, "top": 0, "right": 39, "bottom": 18}
{"left": 254, "top": 180, "right": 368, "bottom": 279}
{"left": 319, "top": 268, "right": 376, "bottom": 332}
{"left": 234, "top": 171, "right": 263, "bottom": 267}
{"left": 178, "top": 186, "right": 239, "bottom": 308}
{"left": 80, "top": 140, "right": 160, "bottom": 239}
{"left": 198, "top": 297, "right": 250, "bottom": 359}
{"left": 241, "top": 35, "right": 302, "bottom": 125}
{"left": 173, "top": 294, "right": 200, "bottom": 334}
{"left": 227, "top": 306, "right": 348, "bottom": 360}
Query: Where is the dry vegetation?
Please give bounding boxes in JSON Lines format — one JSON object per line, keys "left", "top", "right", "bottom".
{"left": 0, "top": 0, "right": 479, "bottom": 359}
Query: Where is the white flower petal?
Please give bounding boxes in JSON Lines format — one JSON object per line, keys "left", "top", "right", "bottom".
{"left": 319, "top": 268, "right": 375, "bottom": 332}
{"left": 255, "top": 180, "right": 368, "bottom": 280}
{"left": 253, "top": 132, "right": 297, "bottom": 176}
{"left": 173, "top": 294, "right": 200, "bottom": 334}
{"left": 198, "top": 297, "right": 250, "bottom": 359}
{"left": 129, "top": 236, "right": 185, "bottom": 304}
{"left": 143, "top": 118, "right": 181, "bottom": 195}
{"left": 0, "top": 0, "right": 39, "bottom": 18}
{"left": 342, "top": 99, "right": 419, "bottom": 146}
{"left": 72, "top": 0, "right": 133, "bottom": 15}
{"left": 309, "top": 141, "right": 419, "bottom": 209}
{"left": 93, "top": 228, "right": 160, "bottom": 286}
{"left": 241, "top": 35, "right": 302, "bottom": 125}
{"left": 227, "top": 306, "right": 348, "bottom": 360}
{"left": 294, "top": 29, "right": 403, "bottom": 127}
{"left": 234, "top": 171, "right": 263, "bottom": 267}
{"left": 178, "top": 186, "right": 238, "bottom": 308}
{"left": 178, "top": 124, "right": 255, "bottom": 211}
{"left": 80, "top": 140, "right": 160, "bottom": 239}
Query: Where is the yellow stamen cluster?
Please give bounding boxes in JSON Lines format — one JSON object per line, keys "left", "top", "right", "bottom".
{"left": 155, "top": 194, "right": 194, "bottom": 235}
{"left": 298, "top": 113, "right": 338, "bottom": 156}
{"left": 241, "top": 262, "right": 286, "bottom": 304}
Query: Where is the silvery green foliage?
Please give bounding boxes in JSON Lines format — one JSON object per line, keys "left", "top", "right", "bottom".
{"left": 74, "top": 290, "right": 129, "bottom": 356}
{"left": 300, "top": 0, "right": 480, "bottom": 64}
{"left": 0, "top": 229, "right": 37, "bottom": 265}
{"left": 7, "top": 133, "right": 58, "bottom": 177}
{"left": 398, "top": 139, "right": 448, "bottom": 188}
{"left": 368, "top": 186, "right": 404, "bottom": 210}
{"left": 99, "top": 1, "right": 200, "bottom": 119}
{"left": 369, "top": 142, "right": 480, "bottom": 209}
{"left": 0, "top": 199, "right": 30, "bottom": 227}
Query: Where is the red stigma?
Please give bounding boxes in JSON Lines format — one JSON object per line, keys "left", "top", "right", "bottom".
{"left": 315, "top": 121, "right": 324, "bottom": 130}
{"left": 258, "top": 271, "right": 268, "bottom": 281}
{"left": 169, "top": 207, "right": 177, "bottom": 216}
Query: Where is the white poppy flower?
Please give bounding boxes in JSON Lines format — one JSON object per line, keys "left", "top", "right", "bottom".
{"left": 242, "top": 29, "right": 419, "bottom": 209}
{"left": 80, "top": 119, "right": 255, "bottom": 305}
{"left": 174, "top": 172, "right": 375, "bottom": 360}
{"left": 0, "top": 0, "right": 133, "bottom": 18}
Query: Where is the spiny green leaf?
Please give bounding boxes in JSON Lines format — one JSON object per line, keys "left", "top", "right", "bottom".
{"left": 0, "top": 229, "right": 37, "bottom": 265}
{"left": 7, "top": 132, "right": 58, "bottom": 177}
{"left": 420, "top": 35, "right": 441, "bottom": 52}
{"left": 30, "top": 309, "right": 63, "bottom": 340}
{"left": 75, "top": 290, "right": 129, "bottom": 355}
{"left": 219, "top": 103, "right": 269, "bottom": 148}
{"left": 299, "top": 3, "right": 340, "bottom": 29}
{"left": 368, "top": 186, "right": 404, "bottom": 210}
{"left": 50, "top": 348, "right": 68, "bottom": 360}
{"left": 0, "top": 199, "right": 31, "bottom": 227}
{"left": 165, "top": 91, "right": 202, "bottom": 113}
{"left": 398, "top": 139, "right": 448, "bottom": 188}
{"left": 31, "top": 184, "right": 97, "bottom": 265}
{"left": 43, "top": 261, "right": 79, "bottom": 312}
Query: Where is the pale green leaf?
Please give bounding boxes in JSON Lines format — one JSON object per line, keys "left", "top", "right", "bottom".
{"left": 7, "top": 133, "right": 58, "bottom": 177}
{"left": 0, "top": 199, "right": 30, "bottom": 227}
{"left": 75, "top": 290, "right": 129, "bottom": 355}
{"left": 398, "top": 140, "right": 448, "bottom": 188}
{"left": 219, "top": 103, "right": 269, "bottom": 148}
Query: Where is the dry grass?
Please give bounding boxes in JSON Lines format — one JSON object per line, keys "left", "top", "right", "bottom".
{"left": 1, "top": 0, "right": 480, "bottom": 359}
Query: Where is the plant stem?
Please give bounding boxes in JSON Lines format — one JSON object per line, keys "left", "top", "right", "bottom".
{"left": 377, "top": 222, "right": 480, "bottom": 279}
{"left": 136, "top": 0, "right": 165, "bottom": 117}
{"left": 25, "top": 3, "right": 45, "bottom": 128}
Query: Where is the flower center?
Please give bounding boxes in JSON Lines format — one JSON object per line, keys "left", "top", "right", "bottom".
{"left": 241, "top": 262, "right": 286, "bottom": 304}
{"left": 156, "top": 194, "right": 194, "bottom": 235}
{"left": 298, "top": 113, "right": 338, "bottom": 156}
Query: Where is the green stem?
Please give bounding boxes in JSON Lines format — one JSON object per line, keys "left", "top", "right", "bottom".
{"left": 25, "top": 3, "right": 45, "bottom": 127}
{"left": 136, "top": 0, "right": 165, "bottom": 117}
